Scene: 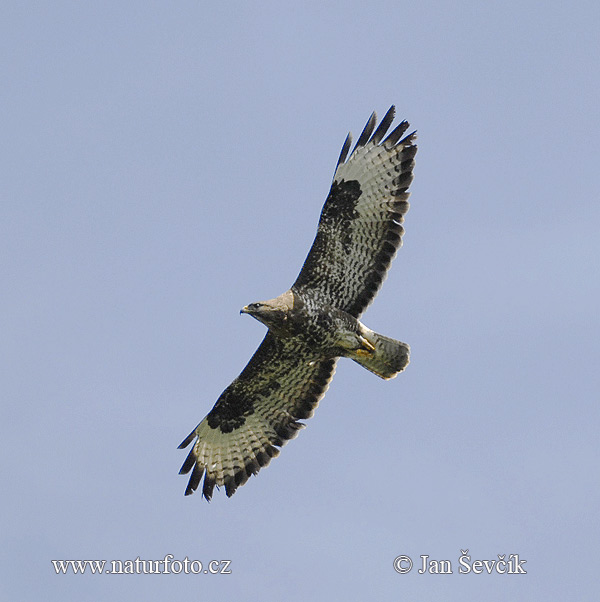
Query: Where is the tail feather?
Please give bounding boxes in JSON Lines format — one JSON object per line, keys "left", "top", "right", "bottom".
{"left": 351, "top": 330, "right": 410, "bottom": 380}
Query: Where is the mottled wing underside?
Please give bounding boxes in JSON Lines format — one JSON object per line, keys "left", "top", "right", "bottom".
{"left": 293, "top": 106, "right": 417, "bottom": 318}
{"left": 179, "top": 333, "right": 336, "bottom": 500}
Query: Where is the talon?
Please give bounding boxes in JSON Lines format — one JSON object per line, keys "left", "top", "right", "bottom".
{"left": 355, "top": 348, "right": 373, "bottom": 357}
{"left": 359, "top": 336, "right": 375, "bottom": 352}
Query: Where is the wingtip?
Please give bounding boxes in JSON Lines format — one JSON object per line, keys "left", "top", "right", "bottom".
{"left": 202, "top": 476, "right": 216, "bottom": 501}
{"left": 336, "top": 131, "right": 353, "bottom": 167}
{"left": 350, "top": 110, "right": 378, "bottom": 155}
{"left": 383, "top": 120, "right": 411, "bottom": 147}
{"left": 370, "top": 105, "right": 396, "bottom": 145}
{"left": 345, "top": 106, "right": 411, "bottom": 157}
{"left": 178, "top": 427, "right": 198, "bottom": 449}
{"left": 405, "top": 129, "right": 418, "bottom": 141}
{"left": 179, "top": 447, "right": 197, "bottom": 475}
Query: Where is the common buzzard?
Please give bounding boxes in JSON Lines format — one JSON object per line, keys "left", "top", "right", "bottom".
{"left": 179, "top": 107, "right": 417, "bottom": 500}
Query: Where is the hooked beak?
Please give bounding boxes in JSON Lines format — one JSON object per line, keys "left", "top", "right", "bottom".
{"left": 240, "top": 305, "right": 250, "bottom": 315}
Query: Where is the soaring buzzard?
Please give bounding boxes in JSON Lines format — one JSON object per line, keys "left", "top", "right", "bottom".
{"left": 179, "top": 107, "right": 417, "bottom": 500}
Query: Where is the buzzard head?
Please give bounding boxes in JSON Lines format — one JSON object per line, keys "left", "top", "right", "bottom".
{"left": 241, "top": 290, "right": 294, "bottom": 335}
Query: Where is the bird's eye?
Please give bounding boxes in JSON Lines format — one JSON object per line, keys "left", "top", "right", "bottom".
{"left": 252, "top": 303, "right": 262, "bottom": 309}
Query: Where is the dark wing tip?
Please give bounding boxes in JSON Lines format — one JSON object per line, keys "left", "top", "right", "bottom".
{"left": 370, "top": 105, "right": 396, "bottom": 145}
{"left": 178, "top": 426, "right": 198, "bottom": 449}
{"left": 184, "top": 463, "right": 204, "bottom": 496}
{"left": 336, "top": 131, "right": 353, "bottom": 167}
{"left": 202, "top": 475, "right": 217, "bottom": 501}
{"left": 337, "top": 108, "right": 413, "bottom": 169}
{"left": 383, "top": 120, "right": 410, "bottom": 147}
{"left": 224, "top": 475, "right": 238, "bottom": 497}
{"left": 401, "top": 130, "right": 418, "bottom": 146}
{"left": 179, "top": 447, "right": 197, "bottom": 475}
{"left": 350, "top": 110, "right": 377, "bottom": 155}
{"left": 346, "top": 107, "right": 408, "bottom": 158}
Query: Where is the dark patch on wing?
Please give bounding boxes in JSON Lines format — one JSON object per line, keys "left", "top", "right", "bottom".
{"left": 206, "top": 386, "right": 252, "bottom": 433}
{"left": 178, "top": 333, "right": 337, "bottom": 500}
{"left": 205, "top": 336, "right": 286, "bottom": 433}
{"left": 292, "top": 108, "right": 416, "bottom": 318}
{"left": 320, "top": 179, "right": 361, "bottom": 224}
{"left": 294, "top": 179, "right": 362, "bottom": 288}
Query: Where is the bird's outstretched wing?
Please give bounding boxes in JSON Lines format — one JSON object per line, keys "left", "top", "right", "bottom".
{"left": 293, "top": 106, "right": 417, "bottom": 318}
{"left": 179, "top": 333, "right": 336, "bottom": 500}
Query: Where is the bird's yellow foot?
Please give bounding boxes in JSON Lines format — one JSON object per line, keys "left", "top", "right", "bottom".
{"left": 359, "top": 336, "right": 375, "bottom": 352}
{"left": 355, "top": 336, "right": 375, "bottom": 357}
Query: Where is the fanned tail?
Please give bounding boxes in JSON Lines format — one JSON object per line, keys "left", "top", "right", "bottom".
{"left": 350, "top": 329, "right": 410, "bottom": 380}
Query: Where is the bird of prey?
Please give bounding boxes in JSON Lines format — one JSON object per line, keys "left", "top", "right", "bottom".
{"left": 179, "top": 106, "right": 417, "bottom": 500}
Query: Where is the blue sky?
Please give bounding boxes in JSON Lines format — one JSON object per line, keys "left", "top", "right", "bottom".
{"left": 2, "top": 1, "right": 599, "bottom": 600}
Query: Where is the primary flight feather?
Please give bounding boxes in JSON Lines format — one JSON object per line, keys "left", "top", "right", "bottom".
{"left": 179, "top": 106, "right": 417, "bottom": 500}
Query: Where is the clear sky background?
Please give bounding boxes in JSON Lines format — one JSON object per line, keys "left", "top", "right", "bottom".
{"left": 2, "top": 1, "right": 599, "bottom": 600}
